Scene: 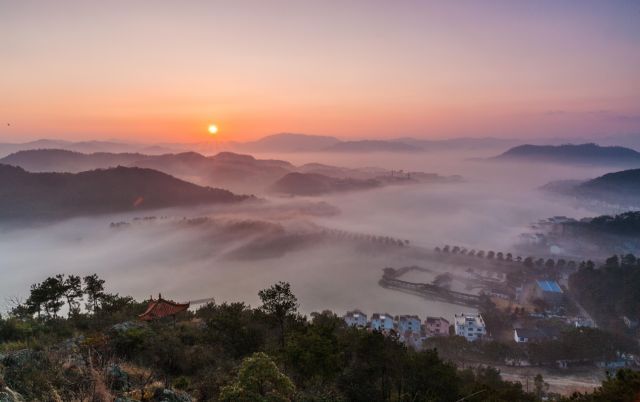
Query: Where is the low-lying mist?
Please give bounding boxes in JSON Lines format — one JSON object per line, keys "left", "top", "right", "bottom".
{"left": 0, "top": 150, "right": 624, "bottom": 318}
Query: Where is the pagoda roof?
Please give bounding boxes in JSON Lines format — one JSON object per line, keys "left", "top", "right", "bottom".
{"left": 139, "top": 294, "right": 190, "bottom": 321}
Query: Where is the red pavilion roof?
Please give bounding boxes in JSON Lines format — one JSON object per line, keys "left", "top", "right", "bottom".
{"left": 139, "top": 294, "right": 190, "bottom": 321}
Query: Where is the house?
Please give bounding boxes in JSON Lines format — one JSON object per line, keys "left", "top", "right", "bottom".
{"left": 343, "top": 310, "right": 368, "bottom": 327}
{"left": 425, "top": 316, "right": 449, "bottom": 336}
{"left": 396, "top": 315, "right": 421, "bottom": 333}
{"left": 370, "top": 313, "right": 395, "bottom": 331}
{"left": 513, "top": 327, "right": 544, "bottom": 343}
{"left": 535, "top": 280, "right": 563, "bottom": 305}
{"left": 454, "top": 313, "right": 486, "bottom": 341}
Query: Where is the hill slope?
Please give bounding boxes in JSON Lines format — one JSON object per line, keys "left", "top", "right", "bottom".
{"left": 0, "top": 164, "right": 251, "bottom": 221}
{"left": 0, "top": 149, "right": 144, "bottom": 172}
{"left": 269, "top": 172, "right": 381, "bottom": 196}
{"left": 236, "top": 133, "right": 341, "bottom": 152}
{"left": 493, "top": 143, "right": 640, "bottom": 166}
{"left": 324, "top": 140, "right": 422, "bottom": 153}
{"left": 542, "top": 168, "right": 640, "bottom": 207}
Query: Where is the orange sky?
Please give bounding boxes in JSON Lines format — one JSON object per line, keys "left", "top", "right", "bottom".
{"left": 1, "top": 1, "right": 639, "bottom": 143}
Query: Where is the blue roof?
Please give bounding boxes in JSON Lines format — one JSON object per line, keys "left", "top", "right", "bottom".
{"left": 536, "top": 280, "right": 562, "bottom": 293}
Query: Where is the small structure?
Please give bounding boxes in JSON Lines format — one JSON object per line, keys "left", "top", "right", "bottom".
{"left": 535, "top": 280, "right": 563, "bottom": 304}
{"left": 370, "top": 313, "right": 395, "bottom": 331}
{"left": 569, "top": 316, "right": 595, "bottom": 328}
{"left": 513, "top": 328, "right": 544, "bottom": 343}
{"left": 396, "top": 315, "right": 421, "bottom": 333}
{"left": 425, "top": 316, "right": 449, "bottom": 336}
{"left": 139, "top": 294, "right": 190, "bottom": 321}
{"left": 454, "top": 313, "right": 486, "bottom": 341}
{"left": 344, "top": 310, "right": 368, "bottom": 327}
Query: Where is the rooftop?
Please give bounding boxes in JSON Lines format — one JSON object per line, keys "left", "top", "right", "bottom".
{"left": 536, "top": 280, "right": 563, "bottom": 293}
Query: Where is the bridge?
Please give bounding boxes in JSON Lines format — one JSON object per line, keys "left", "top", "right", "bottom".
{"left": 379, "top": 268, "right": 484, "bottom": 308}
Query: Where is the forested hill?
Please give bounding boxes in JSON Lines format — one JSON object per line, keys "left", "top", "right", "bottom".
{"left": 0, "top": 164, "right": 251, "bottom": 221}
{"left": 493, "top": 143, "right": 640, "bottom": 165}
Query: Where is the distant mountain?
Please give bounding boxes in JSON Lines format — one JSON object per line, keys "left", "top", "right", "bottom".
{"left": 0, "top": 149, "right": 297, "bottom": 193}
{"left": 591, "top": 133, "right": 640, "bottom": 152}
{"left": 323, "top": 140, "right": 421, "bottom": 153}
{"left": 1, "top": 149, "right": 461, "bottom": 195}
{"left": 394, "top": 137, "right": 522, "bottom": 151}
{"left": 236, "top": 133, "right": 341, "bottom": 152}
{"left": 0, "top": 164, "right": 251, "bottom": 221}
{"left": 542, "top": 168, "right": 640, "bottom": 207}
{"left": 493, "top": 143, "right": 640, "bottom": 166}
{"left": 0, "top": 139, "right": 179, "bottom": 157}
{"left": 269, "top": 172, "right": 381, "bottom": 196}
{"left": 576, "top": 169, "right": 640, "bottom": 201}
{"left": 134, "top": 151, "right": 296, "bottom": 192}
{"left": 0, "top": 149, "right": 144, "bottom": 172}
{"left": 270, "top": 170, "right": 460, "bottom": 196}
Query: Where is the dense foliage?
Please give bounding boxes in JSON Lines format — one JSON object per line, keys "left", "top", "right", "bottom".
{"left": 569, "top": 253, "right": 640, "bottom": 332}
{"left": 0, "top": 276, "right": 639, "bottom": 401}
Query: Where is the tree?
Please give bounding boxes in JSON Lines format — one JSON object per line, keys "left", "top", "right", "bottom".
{"left": 26, "top": 276, "right": 66, "bottom": 318}
{"left": 63, "top": 274, "right": 83, "bottom": 317}
{"left": 533, "top": 374, "right": 549, "bottom": 398}
{"left": 41, "top": 276, "right": 66, "bottom": 318}
{"left": 219, "top": 352, "right": 295, "bottom": 402}
{"left": 605, "top": 255, "right": 619, "bottom": 268}
{"left": 621, "top": 254, "right": 637, "bottom": 268}
{"left": 83, "top": 274, "right": 105, "bottom": 313}
{"left": 258, "top": 282, "right": 299, "bottom": 348}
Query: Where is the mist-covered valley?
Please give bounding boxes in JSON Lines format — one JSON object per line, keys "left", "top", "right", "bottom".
{"left": 1, "top": 146, "right": 628, "bottom": 318}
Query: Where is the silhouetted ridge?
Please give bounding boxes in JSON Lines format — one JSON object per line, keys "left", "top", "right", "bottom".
{"left": 0, "top": 164, "right": 251, "bottom": 221}
{"left": 494, "top": 143, "right": 640, "bottom": 165}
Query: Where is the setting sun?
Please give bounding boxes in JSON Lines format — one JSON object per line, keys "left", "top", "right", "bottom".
{"left": 208, "top": 124, "right": 218, "bottom": 135}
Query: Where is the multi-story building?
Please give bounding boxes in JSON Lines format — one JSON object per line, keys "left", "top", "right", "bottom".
{"left": 343, "top": 310, "right": 368, "bottom": 327}
{"left": 370, "top": 313, "right": 395, "bottom": 331}
{"left": 425, "top": 316, "right": 450, "bottom": 336}
{"left": 454, "top": 313, "right": 486, "bottom": 341}
{"left": 395, "top": 315, "right": 421, "bottom": 333}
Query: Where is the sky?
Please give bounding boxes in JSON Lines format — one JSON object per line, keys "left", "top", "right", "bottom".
{"left": 1, "top": 0, "right": 640, "bottom": 143}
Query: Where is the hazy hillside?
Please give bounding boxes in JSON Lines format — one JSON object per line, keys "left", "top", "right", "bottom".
{"left": 0, "top": 149, "right": 144, "bottom": 172}
{"left": 542, "top": 168, "right": 640, "bottom": 207}
{"left": 0, "top": 164, "right": 250, "bottom": 221}
{"left": 324, "top": 140, "right": 422, "bottom": 153}
{"left": 395, "top": 137, "right": 522, "bottom": 151}
{"left": 0, "top": 139, "right": 178, "bottom": 157}
{"left": 235, "top": 133, "right": 341, "bottom": 152}
{"left": 493, "top": 143, "right": 640, "bottom": 166}
{"left": 0, "top": 149, "right": 297, "bottom": 193}
{"left": 270, "top": 172, "right": 381, "bottom": 196}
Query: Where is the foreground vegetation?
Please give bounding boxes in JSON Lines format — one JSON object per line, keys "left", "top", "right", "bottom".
{"left": 0, "top": 277, "right": 639, "bottom": 401}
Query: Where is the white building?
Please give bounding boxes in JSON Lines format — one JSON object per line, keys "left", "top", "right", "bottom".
{"left": 343, "top": 310, "right": 368, "bottom": 327}
{"left": 454, "top": 313, "right": 486, "bottom": 341}
{"left": 370, "top": 313, "right": 395, "bottom": 331}
{"left": 396, "top": 315, "right": 421, "bottom": 333}
{"left": 513, "top": 328, "right": 543, "bottom": 343}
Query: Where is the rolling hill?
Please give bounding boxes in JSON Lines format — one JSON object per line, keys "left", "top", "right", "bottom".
{"left": 0, "top": 164, "right": 251, "bottom": 221}
{"left": 269, "top": 172, "right": 381, "bottom": 196}
{"left": 493, "top": 143, "right": 640, "bottom": 166}
{"left": 323, "top": 140, "right": 422, "bottom": 153}
{"left": 542, "top": 168, "right": 640, "bottom": 206}
{"left": 235, "top": 133, "right": 341, "bottom": 152}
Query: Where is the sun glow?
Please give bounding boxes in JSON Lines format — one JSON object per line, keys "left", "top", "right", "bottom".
{"left": 208, "top": 124, "right": 218, "bottom": 135}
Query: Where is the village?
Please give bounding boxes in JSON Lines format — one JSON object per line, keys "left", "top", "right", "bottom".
{"left": 366, "top": 244, "right": 640, "bottom": 372}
